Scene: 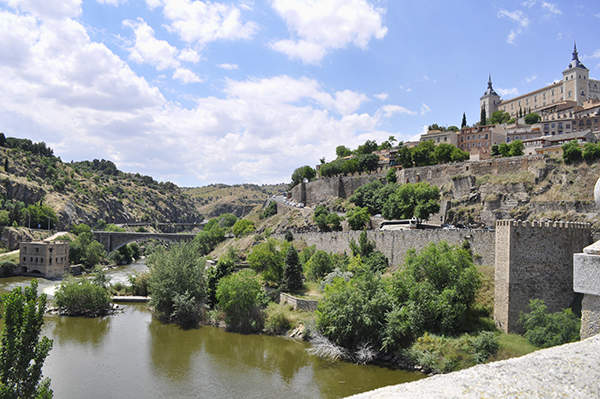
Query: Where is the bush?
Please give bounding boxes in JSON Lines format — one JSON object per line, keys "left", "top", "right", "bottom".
{"left": 263, "top": 303, "right": 292, "bottom": 335}
{"left": 346, "top": 207, "right": 370, "bottom": 230}
{"left": 128, "top": 271, "right": 151, "bottom": 296}
{"left": 216, "top": 269, "right": 267, "bottom": 333}
{"left": 471, "top": 331, "right": 500, "bottom": 364}
{"left": 305, "top": 250, "right": 333, "bottom": 282}
{"left": 147, "top": 241, "right": 206, "bottom": 325}
{"left": 232, "top": 219, "right": 255, "bottom": 237}
{"left": 260, "top": 201, "right": 277, "bottom": 219}
{"left": 386, "top": 168, "right": 397, "bottom": 183}
{"left": 518, "top": 299, "right": 580, "bottom": 348}
{"left": 247, "top": 239, "right": 284, "bottom": 284}
{"left": 0, "top": 261, "right": 17, "bottom": 276}
{"left": 54, "top": 275, "right": 111, "bottom": 316}
{"left": 562, "top": 140, "right": 582, "bottom": 164}
{"left": 218, "top": 213, "right": 238, "bottom": 228}
{"left": 206, "top": 257, "right": 235, "bottom": 309}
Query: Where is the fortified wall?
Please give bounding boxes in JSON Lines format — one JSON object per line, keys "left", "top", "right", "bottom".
{"left": 290, "top": 173, "right": 385, "bottom": 206}
{"left": 288, "top": 229, "right": 496, "bottom": 267}
{"left": 494, "top": 219, "right": 592, "bottom": 334}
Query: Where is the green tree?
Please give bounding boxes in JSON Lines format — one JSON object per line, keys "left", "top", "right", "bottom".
{"left": 427, "top": 124, "right": 445, "bottom": 131}
{"left": 206, "top": 257, "right": 235, "bottom": 309}
{"left": 354, "top": 140, "right": 378, "bottom": 155}
{"left": 524, "top": 113, "right": 541, "bottom": 125}
{"left": 0, "top": 281, "right": 53, "bottom": 399}
{"left": 70, "top": 223, "right": 91, "bottom": 236}
{"left": 490, "top": 110, "right": 511, "bottom": 124}
{"left": 508, "top": 139, "right": 524, "bottom": 157}
{"left": 218, "top": 213, "right": 238, "bottom": 228}
{"left": 411, "top": 140, "right": 436, "bottom": 167}
{"left": 447, "top": 126, "right": 459, "bottom": 132}
{"left": 491, "top": 144, "right": 500, "bottom": 157}
{"left": 304, "top": 250, "right": 333, "bottom": 282}
{"left": 498, "top": 143, "right": 510, "bottom": 157}
{"left": 519, "top": 299, "right": 580, "bottom": 348}
{"left": 386, "top": 168, "right": 397, "bottom": 183}
{"left": 336, "top": 145, "right": 352, "bottom": 158}
{"left": 582, "top": 142, "right": 600, "bottom": 162}
{"left": 451, "top": 147, "right": 470, "bottom": 162}
{"left": 382, "top": 182, "right": 440, "bottom": 221}
{"left": 433, "top": 143, "right": 456, "bottom": 164}
{"left": 290, "top": 165, "right": 316, "bottom": 188}
{"left": 53, "top": 273, "right": 111, "bottom": 316}
{"left": 25, "top": 204, "right": 57, "bottom": 230}
{"left": 461, "top": 112, "right": 467, "bottom": 128}
{"left": 217, "top": 269, "right": 267, "bottom": 333}
{"left": 562, "top": 140, "right": 582, "bottom": 164}
{"left": 147, "top": 242, "right": 206, "bottom": 325}
{"left": 247, "top": 239, "right": 284, "bottom": 284}
{"left": 357, "top": 153, "right": 379, "bottom": 172}
{"left": 346, "top": 207, "right": 370, "bottom": 230}
{"left": 396, "top": 146, "right": 413, "bottom": 168}
{"left": 282, "top": 245, "right": 303, "bottom": 292}
{"left": 480, "top": 107, "right": 487, "bottom": 126}
{"left": 232, "top": 219, "right": 255, "bottom": 237}
{"left": 260, "top": 201, "right": 277, "bottom": 219}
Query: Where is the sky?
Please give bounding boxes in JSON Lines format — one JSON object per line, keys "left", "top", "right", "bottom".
{"left": 0, "top": 0, "right": 599, "bottom": 187}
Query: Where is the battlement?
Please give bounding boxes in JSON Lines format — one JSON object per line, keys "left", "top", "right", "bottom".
{"left": 495, "top": 219, "right": 591, "bottom": 229}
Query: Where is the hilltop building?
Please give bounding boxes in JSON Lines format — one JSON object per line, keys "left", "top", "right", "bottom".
{"left": 482, "top": 44, "right": 600, "bottom": 119}
{"left": 458, "top": 125, "right": 507, "bottom": 160}
{"left": 19, "top": 241, "right": 69, "bottom": 279}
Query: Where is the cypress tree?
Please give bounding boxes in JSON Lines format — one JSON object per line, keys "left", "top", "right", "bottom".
{"left": 282, "top": 245, "right": 303, "bottom": 292}
{"left": 461, "top": 112, "right": 467, "bottom": 128}
{"left": 480, "top": 107, "right": 487, "bottom": 126}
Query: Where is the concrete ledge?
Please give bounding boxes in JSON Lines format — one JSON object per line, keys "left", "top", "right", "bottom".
{"left": 111, "top": 296, "right": 149, "bottom": 303}
{"left": 574, "top": 253, "right": 600, "bottom": 296}
{"left": 347, "top": 335, "right": 600, "bottom": 399}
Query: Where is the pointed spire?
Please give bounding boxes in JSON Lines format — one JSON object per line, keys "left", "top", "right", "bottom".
{"left": 483, "top": 74, "right": 498, "bottom": 97}
{"left": 566, "top": 41, "right": 587, "bottom": 70}
{"left": 573, "top": 41, "right": 579, "bottom": 61}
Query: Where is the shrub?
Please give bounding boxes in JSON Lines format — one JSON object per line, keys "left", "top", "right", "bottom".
{"left": 518, "top": 299, "right": 580, "bottom": 348}
{"left": 305, "top": 250, "right": 333, "bottom": 282}
{"left": 284, "top": 230, "right": 294, "bottom": 242}
{"left": 247, "top": 239, "right": 284, "bottom": 284}
{"left": 54, "top": 275, "right": 111, "bottom": 316}
{"left": 217, "top": 269, "right": 267, "bottom": 333}
{"left": 232, "top": 219, "right": 255, "bottom": 237}
{"left": 260, "top": 201, "right": 277, "bottom": 219}
{"left": 346, "top": 206, "right": 370, "bottom": 230}
{"left": 128, "top": 271, "right": 151, "bottom": 296}
{"left": 0, "top": 261, "right": 17, "bottom": 276}
{"left": 206, "top": 257, "right": 235, "bottom": 309}
{"left": 471, "top": 331, "right": 500, "bottom": 363}
{"left": 263, "top": 303, "right": 292, "bottom": 335}
{"left": 386, "top": 168, "right": 397, "bottom": 183}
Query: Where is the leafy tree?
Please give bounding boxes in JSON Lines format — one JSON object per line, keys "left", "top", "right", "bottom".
{"left": 193, "top": 224, "right": 225, "bottom": 255}
{"left": 304, "top": 250, "right": 333, "bottom": 282}
{"left": 490, "top": 110, "right": 511, "bottom": 124}
{"left": 336, "top": 145, "right": 352, "bottom": 158}
{"left": 284, "top": 230, "right": 294, "bottom": 242}
{"left": 447, "top": 126, "right": 459, "bottom": 132}
{"left": 433, "top": 143, "right": 456, "bottom": 164}
{"left": 519, "top": 299, "right": 580, "bottom": 348}
{"left": 357, "top": 153, "right": 379, "bottom": 172}
{"left": 147, "top": 241, "right": 206, "bottom": 325}
{"left": 0, "top": 281, "right": 53, "bottom": 399}
{"left": 349, "top": 231, "right": 375, "bottom": 259}
{"left": 411, "top": 140, "right": 436, "bottom": 167}
{"left": 232, "top": 219, "right": 255, "bottom": 237}
{"left": 386, "top": 168, "right": 397, "bottom": 183}
{"left": 341, "top": 157, "right": 359, "bottom": 175}
{"left": 382, "top": 182, "right": 440, "bottom": 221}
{"left": 105, "top": 224, "right": 126, "bottom": 232}
{"left": 509, "top": 139, "right": 524, "bottom": 157}
{"left": 451, "top": 147, "right": 470, "bottom": 162}
{"left": 396, "top": 146, "right": 413, "bottom": 168}
{"left": 349, "top": 231, "right": 388, "bottom": 274}
{"left": 427, "top": 124, "right": 445, "bottom": 131}
{"left": 25, "top": 204, "right": 57, "bottom": 230}
{"left": 282, "top": 245, "right": 303, "bottom": 292}
{"left": 290, "top": 165, "right": 316, "bottom": 188}
{"left": 206, "top": 257, "right": 235, "bottom": 309}
{"left": 582, "top": 142, "right": 600, "bottom": 162}
{"left": 217, "top": 269, "right": 267, "bottom": 333}
{"left": 346, "top": 207, "right": 370, "bottom": 230}
{"left": 260, "top": 201, "right": 277, "bottom": 219}
{"left": 461, "top": 112, "right": 467, "bottom": 128}
{"left": 498, "top": 143, "right": 510, "bottom": 157}
{"left": 247, "top": 239, "right": 284, "bottom": 284}
{"left": 326, "top": 213, "right": 343, "bottom": 231}
{"left": 524, "top": 112, "right": 541, "bottom": 125}
{"left": 480, "top": 106, "right": 486, "bottom": 126}
{"left": 491, "top": 144, "right": 500, "bottom": 157}
{"left": 54, "top": 272, "right": 111, "bottom": 316}
{"left": 354, "top": 140, "right": 378, "bottom": 155}
{"left": 218, "top": 213, "right": 238, "bottom": 228}
{"left": 562, "top": 140, "right": 582, "bottom": 164}
{"left": 70, "top": 223, "right": 91, "bottom": 236}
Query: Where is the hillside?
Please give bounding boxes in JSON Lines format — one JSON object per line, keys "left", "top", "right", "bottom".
{"left": 0, "top": 137, "right": 201, "bottom": 231}
{"left": 182, "top": 183, "right": 287, "bottom": 218}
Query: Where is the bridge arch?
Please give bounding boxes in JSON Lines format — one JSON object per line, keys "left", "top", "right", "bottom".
{"left": 93, "top": 232, "right": 197, "bottom": 253}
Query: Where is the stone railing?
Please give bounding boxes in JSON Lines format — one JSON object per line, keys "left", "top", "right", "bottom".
{"left": 279, "top": 292, "right": 318, "bottom": 311}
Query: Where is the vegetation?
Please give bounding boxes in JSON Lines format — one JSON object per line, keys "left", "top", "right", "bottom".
{"left": 206, "top": 257, "right": 235, "bottom": 309}
{"left": 313, "top": 206, "right": 343, "bottom": 231}
{"left": 66, "top": 231, "right": 107, "bottom": 269}
{"left": 524, "top": 112, "right": 541, "bottom": 125}
{"left": 518, "top": 299, "right": 580, "bottom": 348}
{"left": 562, "top": 140, "right": 582, "bottom": 164}
{"left": 490, "top": 110, "right": 510, "bottom": 125}
{"left": 290, "top": 165, "right": 317, "bottom": 189}
{"left": 53, "top": 268, "right": 112, "bottom": 316}
{"left": 282, "top": 245, "right": 303, "bottom": 292}
{"left": 260, "top": 201, "right": 277, "bottom": 219}
{"left": 216, "top": 269, "right": 267, "bottom": 333}
{"left": 345, "top": 207, "right": 371, "bottom": 230}
{"left": 232, "top": 219, "right": 255, "bottom": 237}
{"left": 382, "top": 182, "right": 440, "bottom": 221}
{"left": 147, "top": 241, "right": 206, "bottom": 326}
{"left": 498, "top": 140, "right": 524, "bottom": 157}
{"left": 0, "top": 281, "right": 53, "bottom": 398}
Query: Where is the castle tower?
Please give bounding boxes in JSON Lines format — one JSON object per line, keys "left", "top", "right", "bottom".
{"left": 480, "top": 75, "right": 501, "bottom": 120}
{"left": 562, "top": 42, "right": 590, "bottom": 106}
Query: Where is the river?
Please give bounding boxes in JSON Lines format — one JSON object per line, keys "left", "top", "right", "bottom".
{"left": 0, "top": 260, "right": 425, "bottom": 398}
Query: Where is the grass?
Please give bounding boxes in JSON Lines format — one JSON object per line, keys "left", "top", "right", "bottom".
{"left": 263, "top": 302, "right": 316, "bottom": 335}
{"left": 0, "top": 251, "right": 19, "bottom": 264}
{"left": 490, "top": 333, "right": 539, "bottom": 361}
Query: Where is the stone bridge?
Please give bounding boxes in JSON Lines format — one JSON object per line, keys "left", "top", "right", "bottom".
{"left": 93, "top": 231, "right": 196, "bottom": 253}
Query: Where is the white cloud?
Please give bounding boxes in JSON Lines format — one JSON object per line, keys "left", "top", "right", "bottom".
{"left": 376, "top": 105, "right": 416, "bottom": 119}
{"left": 269, "top": 0, "right": 388, "bottom": 65}
{"left": 420, "top": 103, "right": 431, "bottom": 115}
{"left": 159, "top": 0, "right": 259, "bottom": 46}
{"left": 145, "top": 0, "right": 161, "bottom": 10}
{"left": 178, "top": 48, "right": 201, "bottom": 63}
{"left": 173, "top": 67, "right": 202, "bottom": 83}
{"left": 497, "top": 9, "right": 529, "bottom": 44}
{"left": 541, "top": 2, "right": 561, "bottom": 15}
{"left": 2, "top": 0, "right": 82, "bottom": 20}
{"left": 374, "top": 92, "right": 388, "bottom": 101}
{"left": 498, "top": 88, "right": 519, "bottom": 97}
{"left": 218, "top": 63, "right": 238, "bottom": 70}
{"left": 96, "top": 0, "right": 127, "bottom": 5}
{"left": 526, "top": 75, "right": 537, "bottom": 82}
{"left": 123, "top": 18, "right": 179, "bottom": 70}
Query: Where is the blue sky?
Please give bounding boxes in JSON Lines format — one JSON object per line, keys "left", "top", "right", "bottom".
{"left": 0, "top": 0, "right": 599, "bottom": 187}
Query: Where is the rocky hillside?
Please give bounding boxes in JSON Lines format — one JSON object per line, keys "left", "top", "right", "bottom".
{"left": 0, "top": 138, "right": 201, "bottom": 230}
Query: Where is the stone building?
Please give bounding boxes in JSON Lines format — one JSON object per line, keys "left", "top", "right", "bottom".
{"left": 419, "top": 130, "right": 458, "bottom": 147}
{"left": 19, "top": 241, "right": 69, "bottom": 279}
{"left": 458, "top": 124, "right": 507, "bottom": 160}
{"left": 522, "top": 129, "right": 597, "bottom": 156}
{"left": 485, "top": 44, "right": 600, "bottom": 118}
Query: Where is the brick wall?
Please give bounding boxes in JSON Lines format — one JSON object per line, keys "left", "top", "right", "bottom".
{"left": 494, "top": 220, "right": 592, "bottom": 333}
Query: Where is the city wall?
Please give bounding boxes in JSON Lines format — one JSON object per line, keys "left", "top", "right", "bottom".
{"left": 494, "top": 219, "right": 592, "bottom": 334}
{"left": 279, "top": 292, "right": 318, "bottom": 311}
{"left": 289, "top": 229, "right": 496, "bottom": 267}
{"left": 290, "top": 173, "right": 385, "bottom": 206}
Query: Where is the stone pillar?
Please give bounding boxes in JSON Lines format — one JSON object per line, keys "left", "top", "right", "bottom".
{"left": 574, "top": 246, "right": 600, "bottom": 339}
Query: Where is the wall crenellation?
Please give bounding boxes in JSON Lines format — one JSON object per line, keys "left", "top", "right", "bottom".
{"left": 495, "top": 219, "right": 591, "bottom": 229}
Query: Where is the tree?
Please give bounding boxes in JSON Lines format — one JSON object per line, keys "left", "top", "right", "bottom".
{"left": 305, "top": 250, "right": 333, "bottom": 282}
{"left": 411, "top": 140, "right": 436, "bottom": 167}
{"left": 0, "top": 281, "right": 53, "bottom": 398}
{"left": 524, "top": 112, "right": 540, "bottom": 125}
{"left": 147, "top": 241, "right": 206, "bottom": 325}
{"left": 451, "top": 147, "right": 470, "bottom": 162}
{"left": 282, "top": 245, "right": 303, "bottom": 292}
{"left": 498, "top": 143, "right": 510, "bottom": 157}
{"left": 206, "top": 257, "right": 235, "bottom": 309}
{"left": 491, "top": 144, "right": 500, "bottom": 157}
{"left": 290, "top": 165, "right": 316, "bottom": 188}
{"left": 386, "top": 168, "right": 397, "bottom": 183}
{"left": 232, "top": 219, "right": 255, "bottom": 237}
{"left": 433, "top": 143, "right": 456, "bottom": 164}
{"left": 346, "top": 207, "right": 370, "bottom": 230}
{"left": 357, "top": 153, "right": 379, "bottom": 172}
{"left": 519, "top": 299, "right": 580, "bottom": 348}
{"left": 217, "top": 269, "right": 267, "bottom": 333}
{"left": 427, "top": 124, "right": 445, "bottom": 131}
{"left": 218, "top": 213, "right": 238, "bottom": 228}
{"left": 336, "top": 145, "right": 352, "bottom": 158}
{"left": 490, "top": 110, "right": 511, "bottom": 125}
{"left": 53, "top": 271, "right": 111, "bottom": 316}
{"left": 382, "top": 182, "right": 440, "bottom": 221}
{"left": 582, "top": 142, "right": 600, "bottom": 162}
{"left": 354, "top": 140, "right": 378, "bottom": 155}
{"left": 247, "top": 239, "right": 284, "bottom": 284}
{"left": 562, "top": 140, "right": 582, "bottom": 164}
{"left": 509, "top": 139, "right": 524, "bottom": 157}
{"left": 480, "top": 107, "right": 487, "bottom": 126}
{"left": 461, "top": 112, "right": 467, "bottom": 128}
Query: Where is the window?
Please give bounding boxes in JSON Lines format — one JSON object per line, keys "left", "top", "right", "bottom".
{"left": 485, "top": 134, "right": 488, "bottom": 139}
{"left": 552, "top": 123, "right": 555, "bottom": 128}
{"left": 587, "top": 120, "right": 592, "bottom": 126}
{"left": 568, "top": 91, "right": 572, "bottom": 98}
{"left": 566, "top": 124, "right": 570, "bottom": 128}
{"left": 552, "top": 89, "right": 555, "bottom": 96}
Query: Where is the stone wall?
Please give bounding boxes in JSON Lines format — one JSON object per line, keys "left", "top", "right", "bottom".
{"left": 494, "top": 219, "right": 592, "bottom": 334}
{"left": 288, "top": 229, "right": 496, "bottom": 267}
{"left": 290, "top": 173, "right": 385, "bottom": 206}
{"left": 279, "top": 292, "right": 318, "bottom": 311}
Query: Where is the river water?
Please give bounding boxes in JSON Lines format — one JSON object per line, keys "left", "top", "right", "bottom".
{"left": 0, "top": 260, "right": 425, "bottom": 399}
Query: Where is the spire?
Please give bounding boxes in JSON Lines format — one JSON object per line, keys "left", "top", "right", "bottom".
{"left": 573, "top": 41, "right": 579, "bottom": 61}
{"left": 566, "top": 41, "right": 587, "bottom": 70}
{"left": 483, "top": 74, "right": 498, "bottom": 97}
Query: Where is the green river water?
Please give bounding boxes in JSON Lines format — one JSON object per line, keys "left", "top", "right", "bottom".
{"left": 0, "top": 261, "right": 425, "bottom": 399}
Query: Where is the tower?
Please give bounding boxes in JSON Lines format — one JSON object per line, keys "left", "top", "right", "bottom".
{"left": 562, "top": 42, "right": 590, "bottom": 106}
{"left": 480, "top": 75, "right": 501, "bottom": 121}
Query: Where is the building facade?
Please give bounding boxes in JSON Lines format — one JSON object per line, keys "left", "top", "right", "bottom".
{"left": 19, "top": 241, "right": 69, "bottom": 279}
{"left": 458, "top": 124, "right": 507, "bottom": 160}
{"left": 485, "top": 44, "right": 600, "bottom": 118}
{"left": 419, "top": 130, "right": 459, "bottom": 147}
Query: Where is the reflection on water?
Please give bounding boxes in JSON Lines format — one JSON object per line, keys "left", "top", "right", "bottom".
{"left": 0, "top": 260, "right": 425, "bottom": 398}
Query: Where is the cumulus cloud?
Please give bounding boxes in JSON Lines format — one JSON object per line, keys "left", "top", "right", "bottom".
{"left": 218, "top": 63, "right": 238, "bottom": 70}
{"left": 374, "top": 92, "right": 388, "bottom": 101}
{"left": 497, "top": 9, "right": 529, "bottom": 44}
{"left": 96, "top": 0, "right": 127, "bottom": 5}
{"left": 269, "top": 0, "right": 388, "bottom": 65}
{"left": 158, "top": 0, "right": 259, "bottom": 46}
{"left": 123, "top": 18, "right": 179, "bottom": 70}
{"left": 173, "top": 67, "right": 202, "bottom": 83}
{"left": 2, "top": 0, "right": 82, "bottom": 20}
{"left": 376, "top": 105, "right": 416, "bottom": 119}
{"left": 498, "top": 88, "right": 519, "bottom": 97}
